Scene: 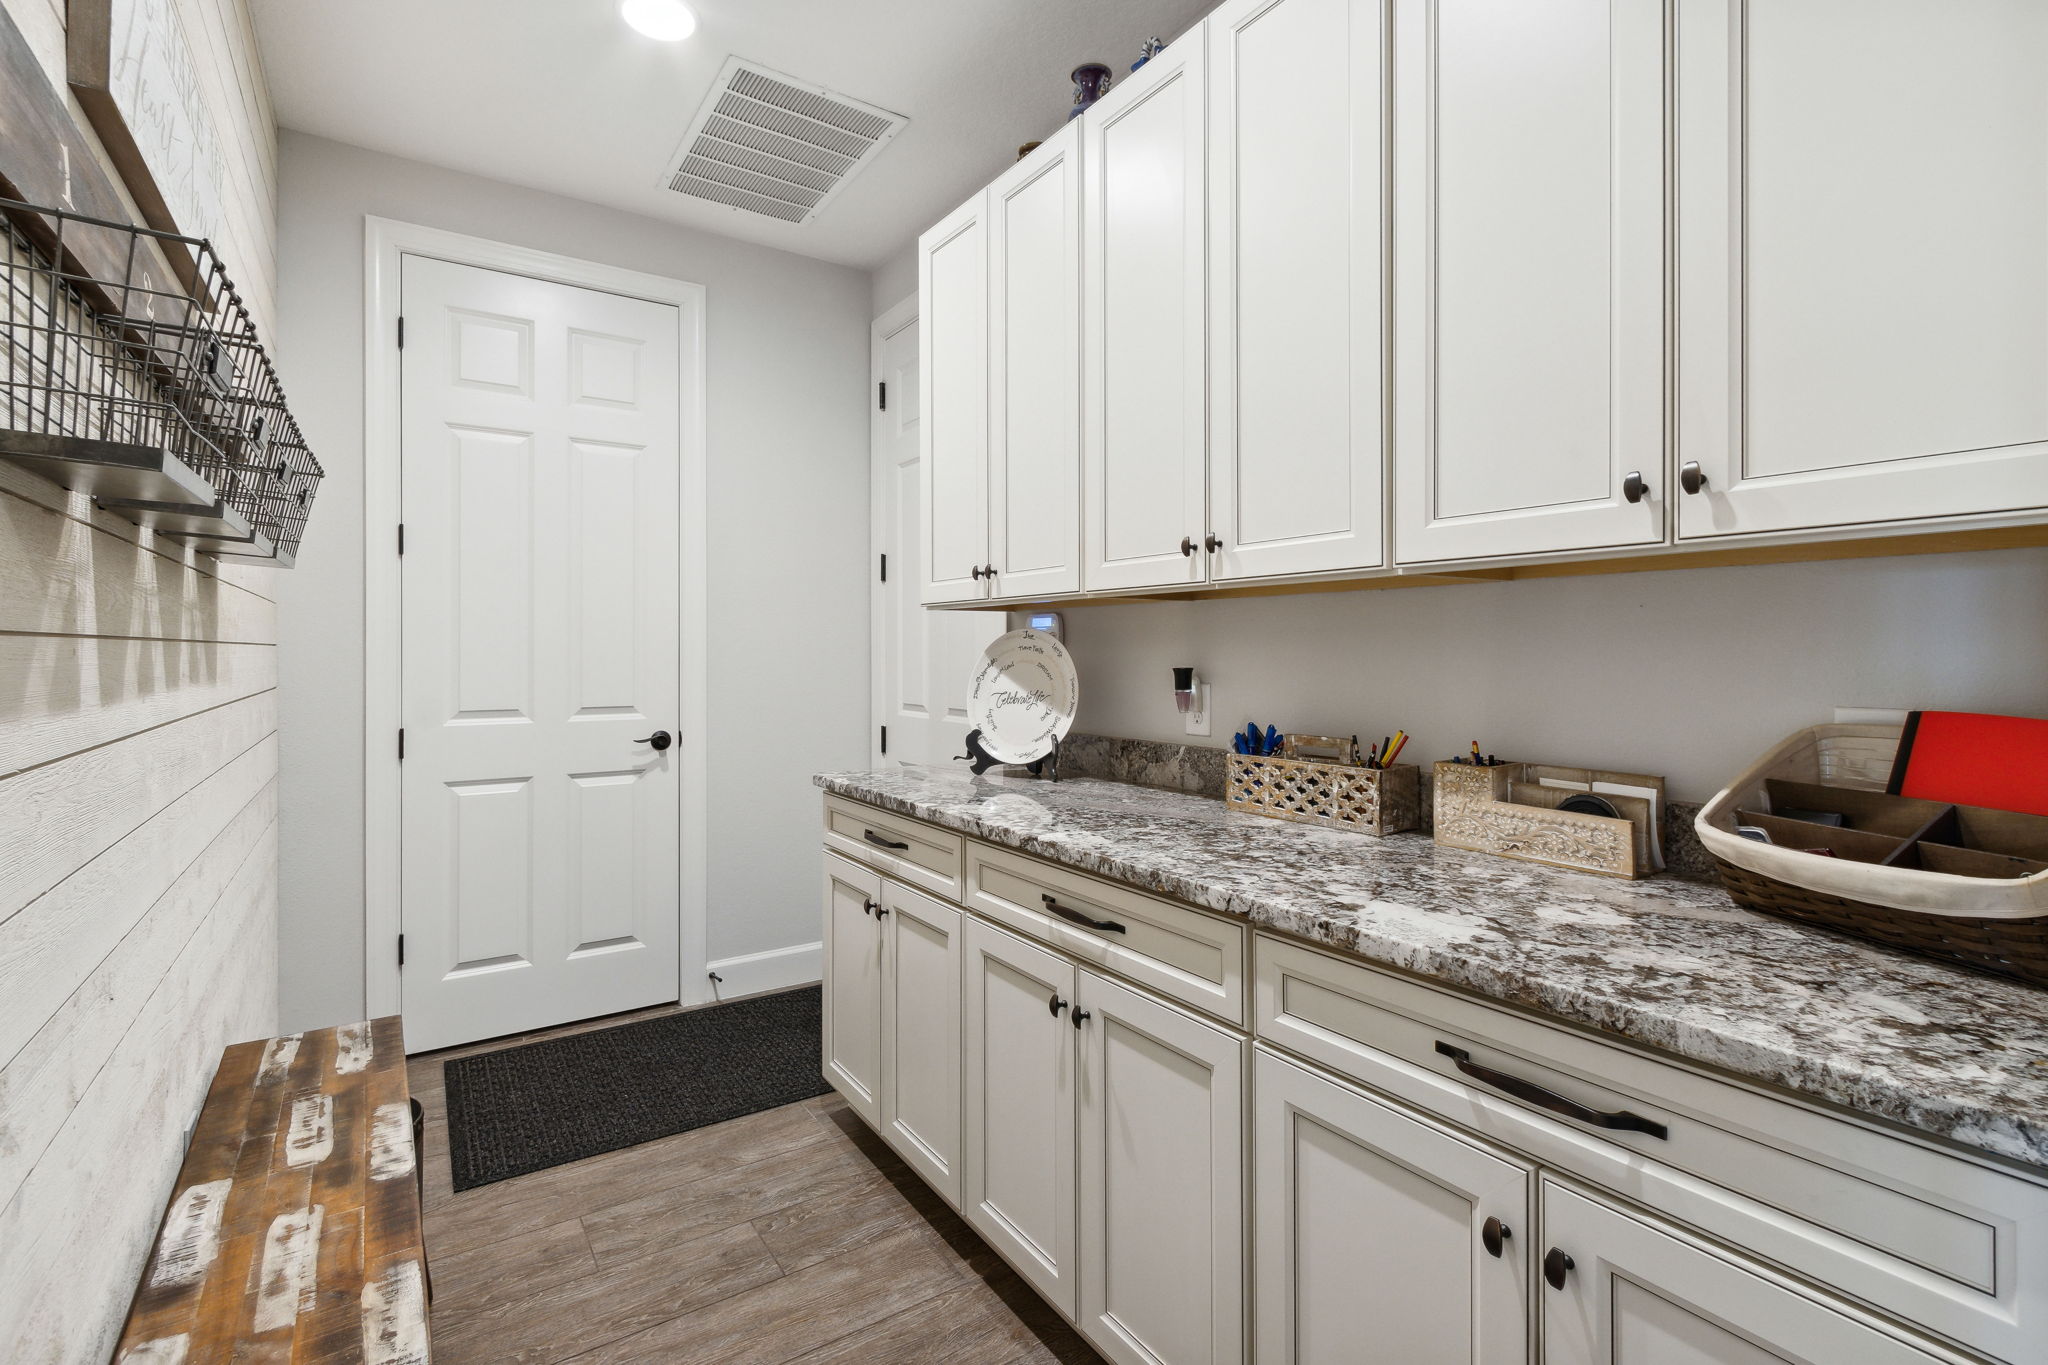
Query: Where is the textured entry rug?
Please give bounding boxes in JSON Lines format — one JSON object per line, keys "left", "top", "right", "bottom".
{"left": 443, "top": 985, "right": 832, "bottom": 1191}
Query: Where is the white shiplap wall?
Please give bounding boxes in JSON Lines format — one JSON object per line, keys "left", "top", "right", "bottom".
{"left": 0, "top": 0, "right": 282, "bottom": 1358}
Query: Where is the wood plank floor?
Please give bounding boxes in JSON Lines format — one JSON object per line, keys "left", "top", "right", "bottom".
{"left": 407, "top": 1002, "right": 1106, "bottom": 1365}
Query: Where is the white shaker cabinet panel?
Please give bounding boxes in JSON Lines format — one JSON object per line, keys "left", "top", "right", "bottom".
{"left": 1392, "top": 0, "right": 1666, "bottom": 564}
{"left": 1253, "top": 1049, "right": 1530, "bottom": 1365}
{"left": 1083, "top": 27, "right": 1211, "bottom": 592}
{"left": 1675, "top": 0, "right": 2048, "bottom": 539}
{"left": 1208, "top": 0, "right": 1387, "bottom": 581}
{"left": 920, "top": 194, "right": 991, "bottom": 603}
{"left": 1541, "top": 1181, "right": 1952, "bottom": 1365}
{"left": 988, "top": 124, "right": 1084, "bottom": 601}
{"left": 879, "top": 880, "right": 961, "bottom": 1207}
{"left": 1076, "top": 972, "right": 1244, "bottom": 1365}
{"left": 962, "top": 917, "right": 1081, "bottom": 1318}
{"left": 821, "top": 852, "right": 883, "bottom": 1125}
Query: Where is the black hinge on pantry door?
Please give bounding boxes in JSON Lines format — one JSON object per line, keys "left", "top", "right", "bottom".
{"left": 397, "top": 315, "right": 405, "bottom": 349}
{"left": 877, "top": 380, "right": 886, "bottom": 411}
{"left": 880, "top": 726, "right": 888, "bottom": 755}
{"left": 398, "top": 934, "right": 405, "bottom": 968}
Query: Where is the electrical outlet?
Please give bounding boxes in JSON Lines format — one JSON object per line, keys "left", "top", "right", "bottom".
{"left": 1183, "top": 683, "right": 1212, "bottom": 737}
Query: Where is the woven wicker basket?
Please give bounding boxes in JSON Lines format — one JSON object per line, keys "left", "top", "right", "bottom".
{"left": 1696, "top": 724, "right": 2048, "bottom": 986}
{"left": 1225, "top": 752, "right": 1420, "bottom": 836}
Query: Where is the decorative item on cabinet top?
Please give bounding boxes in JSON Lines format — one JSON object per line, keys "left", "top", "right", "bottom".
{"left": 961, "top": 627, "right": 1080, "bottom": 778}
{"left": 1434, "top": 760, "right": 1667, "bottom": 880}
{"left": 1227, "top": 732, "right": 1422, "bottom": 837}
{"left": 0, "top": 198, "right": 322, "bottom": 566}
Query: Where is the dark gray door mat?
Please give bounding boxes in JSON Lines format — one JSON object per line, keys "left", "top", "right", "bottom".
{"left": 441, "top": 986, "right": 832, "bottom": 1192}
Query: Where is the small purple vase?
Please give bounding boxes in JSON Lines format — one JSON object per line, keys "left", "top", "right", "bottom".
{"left": 1068, "top": 62, "right": 1113, "bottom": 121}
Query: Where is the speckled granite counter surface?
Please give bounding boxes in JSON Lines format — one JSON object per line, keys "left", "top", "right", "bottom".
{"left": 816, "top": 766, "right": 2048, "bottom": 1168}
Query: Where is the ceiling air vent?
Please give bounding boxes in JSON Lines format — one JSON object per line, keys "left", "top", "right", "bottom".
{"left": 662, "top": 58, "right": 908, "bottom": 225}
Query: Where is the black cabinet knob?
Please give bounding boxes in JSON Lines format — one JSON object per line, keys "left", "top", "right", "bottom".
{"left": 1622, "top": 470, "right": 1649, "bottom": 504}
{"left": 634, "top": 730, "right": 673, "bottom": 751}
{"left": 860, "top": 899, "right": 875, "bottom": 917}
{"left": 1048, "top": 994, "right": 1068, "bottom": 1018}
{"left": 1482, "top": 1216, "right": 1511, "bottom": 1258}
{"left": 1180, "top": 535, "right": 1196, "bottom": 557}
{"left": 1072, "top": 1008, "right": 1091, "bottom": 1029}
{"left": 1680, "top": 461, "right": 1707, "bottom": 495}
{"left": 1543, "top": 1247, "right": 1574, "bottom": 1291}
{"left": 971, "top": 565, "right": 986, "bottom": 580}
{"left": 1205, "top": 532, "right": 1223, "bottom": 553}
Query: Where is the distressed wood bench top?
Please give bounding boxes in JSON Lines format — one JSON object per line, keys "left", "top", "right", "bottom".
{"left": 113, "top": 1017, "right": 429, "bottom": 1364}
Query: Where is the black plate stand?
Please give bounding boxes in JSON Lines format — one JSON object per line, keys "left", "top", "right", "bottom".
{"left": 962, "top": 729, "right": 1061, "bottom": 782}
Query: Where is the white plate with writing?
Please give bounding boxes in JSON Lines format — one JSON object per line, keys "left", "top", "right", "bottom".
{"left": 966, "top": 628, "right": 1080, "bottom": 765}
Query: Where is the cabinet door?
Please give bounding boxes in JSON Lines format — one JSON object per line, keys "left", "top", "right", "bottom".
{"left": 879, "top": 879, "right": 961, "bottom": 1206}
{"left": 1083, "top": 26, "right": 1210, "bottom": 592}
{"left": 821, "top": 852, "right": 883, "bottom": 1125}
{"left": 1208, "top": 0, "right": 1387, "bottom": 581}
{"left": 988, "top": 124, "right": 1083, "bottom": 601}
{"left": 1542, "top": 1181, "right": 1949, "bottom": 1365}
{"left": 962, "top": 917, "right": 1080, "bottom": 1317}
{"left": 1254, "top": 1049, "right": 1530, "bottom": 1365}
{"left": 919, "top": 193, "right": 990, "bottom": 604}
{"left": 1392, "top": 0, "right": 1665, "bottom": 564}
{"left": 1077, "top": 972, "right": 1245, "bottom": 1365}
{"left": 1675, "top": 1, "right": 2048, "bottom": 540}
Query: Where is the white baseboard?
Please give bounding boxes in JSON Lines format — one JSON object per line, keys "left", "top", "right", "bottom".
{"left": 706, "top": 940, "right": 822, "bottom": 1002}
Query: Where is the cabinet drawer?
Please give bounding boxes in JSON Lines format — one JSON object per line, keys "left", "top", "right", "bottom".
{"left": 967, "top": 843, "right": 1246, "bottom": 1027}
{"left": 1255, "top": 932, "right": 2048, "bottom": 1364}
{"left": 822, "top": 795, "right": 963, "bottom": 901}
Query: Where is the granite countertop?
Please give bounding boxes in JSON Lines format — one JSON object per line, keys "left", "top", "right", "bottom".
{"left": 815, "top": 766, "right": 2048, "bottom": 1169}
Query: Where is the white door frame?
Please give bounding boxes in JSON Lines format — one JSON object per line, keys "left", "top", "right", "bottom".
{"left": 362, "top": 216, "right": 710, "bottom": 1023}
{"left": 869, "top": 292, "right": 916, "bottom": 768}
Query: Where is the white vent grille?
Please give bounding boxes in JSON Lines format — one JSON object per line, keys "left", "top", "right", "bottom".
{"left": 663, "top": 59, "right": 907, "bottom": 225}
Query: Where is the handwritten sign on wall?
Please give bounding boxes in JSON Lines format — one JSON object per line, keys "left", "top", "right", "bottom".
{"left": 68, "top": 0, "right": 225, "bottom": 243}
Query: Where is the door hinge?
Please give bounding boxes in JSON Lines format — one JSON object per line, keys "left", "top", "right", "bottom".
{"left": 877, "top": 380, "right": 887, "bottom": 411}
{"left": 398, "top": 934, "right": 405, "bottom": 968}
{"left": 880, "top": 725, "right": 888, "bottom": 755}
{"left": 397, "top": 315, "right": 405, "bottom": 349}
{"left": 398, "top": 728, "right": 406, "bottom": 761}
{"left": 397, "top": 522, "right": 405, "bottom": 556}
{"left": 879, "top": 552, "right": 887, "bottom": 583}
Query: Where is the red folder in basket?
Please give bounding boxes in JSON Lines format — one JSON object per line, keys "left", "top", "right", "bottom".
{"left": 1885, "top": 710, "right": 2048, "bottom": 817}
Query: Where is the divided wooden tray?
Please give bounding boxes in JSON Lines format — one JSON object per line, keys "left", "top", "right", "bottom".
{"left": 1698, "top": 724, "right": 2048, "bottom": 986}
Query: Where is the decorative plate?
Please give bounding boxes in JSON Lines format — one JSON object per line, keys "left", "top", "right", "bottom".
{"left": 966, "top": 628, "right": 1080, "bottom": 765}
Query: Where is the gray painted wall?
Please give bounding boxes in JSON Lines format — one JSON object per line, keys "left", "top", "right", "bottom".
{"left": 273, "top": 131, "right": 872, "bottom": 1031}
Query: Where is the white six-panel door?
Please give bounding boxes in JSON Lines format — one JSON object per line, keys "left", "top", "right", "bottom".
{"left": 1083, "top": 26, "right": 1211, "bottom": 592}
{"left": 1674, "top": 0, "right": 2048, "bottom": 540}
{"left": 1254, "top": 1048, "right": 1531, "bottom": 1364}
{"left": 1078, "top": 971, "right": 1245, "bottom": 1365}
{"left": 1392, "top": 0, "right": 1666, "bottom": 564}
{"left": 398, "top": 253, "right": 681, "bottom": 1052}
{"left": 920, "top": 197, "right": 992, "bottom": 604}
{"left": 872, "top": 304, "right": 1004, "bottom": 766}
{"left": 963, "top": 917, "right": 1081, "bottom": 1318}
{"left": 1208, "top": 0, "right": 1388, "bottom": 581}
{"left": 988, "top": 124, "right": 1084, "bottom": 601}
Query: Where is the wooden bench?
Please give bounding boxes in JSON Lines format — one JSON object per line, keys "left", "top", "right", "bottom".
{"left": 112, "top": 1016, "right": 430, "bottom": 1364}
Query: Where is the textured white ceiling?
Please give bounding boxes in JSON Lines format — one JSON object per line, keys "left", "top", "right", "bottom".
{"left": 251, "top": 0, "right": 1215, "bottom": 268}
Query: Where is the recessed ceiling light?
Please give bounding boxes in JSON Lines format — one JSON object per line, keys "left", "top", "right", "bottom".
{"left": 621, "top": 0, "right": 697, "bottom": 41}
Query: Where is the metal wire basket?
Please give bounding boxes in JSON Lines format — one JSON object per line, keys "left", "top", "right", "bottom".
{"left": 0, "top": 198, "right": 321, "bottom": 565}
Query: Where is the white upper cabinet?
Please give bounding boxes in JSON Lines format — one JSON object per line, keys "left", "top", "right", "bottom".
{"left": 919, "top": 193, "right": 990, "bottom": 604}
{"left": 987, "top": 125, "right": 1084, "bottom": 601}
{"left": 1675, "top": 0, "right": 2048, "bottom": 540}
{"left": 1083, "top": 27, "right": 1211, "bottom": 592}
{"left": 1208, "top": 0, "right": 1387, "bottom": 580}
{"left": 1392, "top": 0, "right": 1666, "bottom": 564}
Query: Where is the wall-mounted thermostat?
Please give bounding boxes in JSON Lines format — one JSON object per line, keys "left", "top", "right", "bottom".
{"left": 1027, "top": 610, "right": 1064, "bottom": 641}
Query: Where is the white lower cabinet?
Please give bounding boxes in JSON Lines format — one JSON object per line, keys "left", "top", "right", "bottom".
{"left": 1540, "top": 1180, "right": 1952, "bottom": 1365}
{"left": 1079, "top": 973, "right": 1244, "bottom": 1365}
{"left": 962, "top": 916, "right": 1081, "bottom": 1316}
{"left": 879, "top": 880, "right": 961, "bottom": 1205}
{"left": 1253, "top": 1048, "right": 1529, "bottom": 1364}
{"left": 821, "top": 852, "right": 883, "bottom": 1125}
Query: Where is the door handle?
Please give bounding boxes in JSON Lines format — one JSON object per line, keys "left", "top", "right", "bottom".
{"left": 1048, "top": 993, "right": 1068, "bottom": 1018}
{"left": 634, "top": 730, "right": 673, "bottom": 751}
{"left": 1621, "top": 470, "right": 1649, "bottom": 504}
{"left": 1680, "top": 461, "right": 1707, "bottom": 495}
{"left": 862, "top": 830, "right": 910, "bottom": 851}
{"left": 1481, "top": 1216, "right": 1511, "bottom": 1258}
{"left": 1041, "top": 894, "right": 1125, "bottom": 934}
{"left": 1544, "top": 1247, "right": 1574, "bottom": 1290}
{"left": 1435, "top": 1042, "right": 1668, "bottom": 1139}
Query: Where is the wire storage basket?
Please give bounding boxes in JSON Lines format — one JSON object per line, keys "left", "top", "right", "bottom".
{"left": 0, "top": 198, "right": 321, "bottom": 565}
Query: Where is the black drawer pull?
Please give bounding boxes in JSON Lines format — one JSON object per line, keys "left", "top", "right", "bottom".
{"left": 1544, "top": 1247, "right": 1574, "bottom": 1291}
{"left": 1435, "top": 1042, "right": 1668, "bottom": 1140}
{"left": 1041, "top": 894, "right": 1125, "bottom": 934}
{"left": 1049, "top": 993, "right": 1068, "bottom": 1018}
{"left": 1481, "top": 1216, "right": 1510, "bottom": 1259}
{"left": 862, "top": 829, "right": 910, "bottom": 851}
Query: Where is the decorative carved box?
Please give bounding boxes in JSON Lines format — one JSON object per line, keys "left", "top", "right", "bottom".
{"left": 1432, "top": 760, "right": 1662, "bottom": 879}
{"left": 1225, "top": 750, "right": 1421, "bottom": 837}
